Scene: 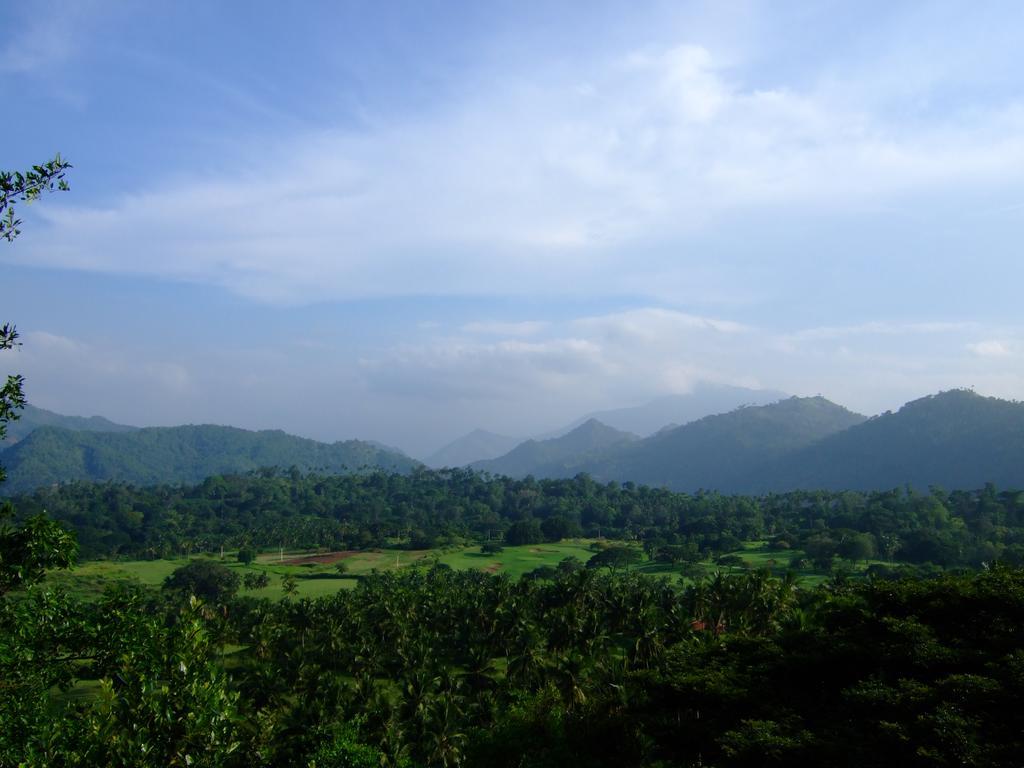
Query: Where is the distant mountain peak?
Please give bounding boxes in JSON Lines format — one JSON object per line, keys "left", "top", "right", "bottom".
{"left": 424, "top": 428, "right": 521, "bottom": 468}
{"left": 546, "top": 383, "right": 789, "bottom": 438}
{"left": 471, "top": 418, "right": 636, "bottom": 478}
{"left": 1, "top": 404, "right": 137, "bottom": 447}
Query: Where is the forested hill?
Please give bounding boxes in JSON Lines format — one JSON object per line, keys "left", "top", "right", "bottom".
{"left": 471, "top": 418, "right": 638, "bottom": 477}
{"left": 0, "top": 424, "right": 418, "bottom": 495}
{"left": 556, "top": 396, "right": 867, "bottom": 490}
{"left": 749, "top": 389, "right": 1024, "bottom": 491}
{"left": 1, "top": 403, "right": 136, "bottom": 447}
{"left": 472, "top": 390, "right": 1024, "bottom": 493}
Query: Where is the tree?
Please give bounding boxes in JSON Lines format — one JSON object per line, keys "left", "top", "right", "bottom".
{"left": 540, "top": 516, "right": 576, "bottom": 542}
{"left": 839, "top": 532, "right": 876, "bottom": 565}
{"left": 504, "top": 520, "right": 543, "bottom": 546}
{"left": 586, "top": 547, "right": 641, "bottom": 572}
{"left": 1, "top": 155, "right": 71, "bottom": 243}
{"left": 0, "top": 156, "right": 76, "bottom": 589}
{"left": 0, "top": 506, "right": 78, "bottom": 595}
{"left": 163, "top": 560, "right": 240, "bottom": 603}
{"left": 77, "top": 596, "right": 242, "bottom": 767}
{"left": 1, "top": 155, "right": 72, "bottom": 473}
{"left": 282, "top": 573, "right": 298, "bottom": 598}
{"left": 243, "top": 571, "right": 270, "bottom": 590}
{"left": 237, "top": 547, "right": 256, "bottom": 566}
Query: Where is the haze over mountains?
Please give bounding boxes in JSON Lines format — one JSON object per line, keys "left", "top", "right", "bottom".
{"left": 549, "top": 383, "right": 789, "bottom": 439}
{"left": 470, "top": 419, "right": 639, "bottom": 478}
{"left": 425, "top": 430, "right": 522, "bottom": 469}
{"left": 426, "top": 383, "right": 787, "bottom": 467}
{"left": 3, "top": 390, "right": 1023, "bottom": 495}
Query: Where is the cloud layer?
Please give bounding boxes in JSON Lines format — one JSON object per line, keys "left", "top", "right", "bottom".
{"left": 17, "top": 40, "right": 1024, "bottom": 304}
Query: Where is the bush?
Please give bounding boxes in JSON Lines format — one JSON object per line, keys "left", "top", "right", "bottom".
{"left": 557, "top": 556, "right": 583, "bottom": 574}
{"left": 522, "top": 565, "right": 557, "bottom": 580}
{"left": 309, "top": 725, "right": 392, "bottom": 768}
{"left": 236, "top": 547, "right": 256, "bottom": 565}
{"left": 243, "top": 571, "right": 270, "bottom": 590}
{"left": 480, "top": 542, "right": 504, "bottom": 554}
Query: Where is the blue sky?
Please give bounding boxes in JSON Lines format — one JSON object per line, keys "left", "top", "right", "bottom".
{"left": 3, "top": 0, "right": 1024, "bottom": 455}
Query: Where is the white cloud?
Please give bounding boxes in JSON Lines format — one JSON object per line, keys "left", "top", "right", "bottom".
{"left": 0, "top": 330, "right": 195, "bottom": 421}
{"left": 356, "top": 307, "right": 1024, "bottom": 435}
{"left": 967, "top": 339, "right": 1014, "bottom": 358}
{"left": 784, "top": 321, "right": 976, "bottom": 343}
{"left": 15, "top": 40, "right": 1024, "bottom": 303}
{"left": 461, "top": 321, "right": 548, "bottom": 337}
{"left": 25, "top": 330, "right": 85, "bottom": 352}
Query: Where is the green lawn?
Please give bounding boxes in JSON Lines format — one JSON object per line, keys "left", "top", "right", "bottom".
{"left": 437, "top": 540, "right": 597, "bottom": 578}
{"left": 48, "top": 539, "right": 874, "bottom": 600}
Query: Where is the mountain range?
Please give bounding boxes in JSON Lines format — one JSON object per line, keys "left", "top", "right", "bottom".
{"left": 470, "top": 419, "right": 638, "bottom": 477}
{"left": 469, "top": 390, "right": 1024, "bottom": 493}
{"left": 0, "top": 421, "right": 417, "bottom": 495}
{"left": 547, "top": 382, "right": 789, "bottom": 438}
{"left": 2, "top": 390, "right": 1022, "bottom": 495}
{"left": 426, "top": 383, "right": 787, "bottom": 466}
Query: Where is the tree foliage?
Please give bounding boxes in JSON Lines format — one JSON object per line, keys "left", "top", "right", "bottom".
{"left": 163, "top": 560, "right": 241, "bottom": 603}
{"left": 0, "top": 154, "right": 71, "bottom": 243}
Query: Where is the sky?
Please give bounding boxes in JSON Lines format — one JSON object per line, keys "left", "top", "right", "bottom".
{"left": 2, "top": 0, "right": 1024, "bottom": 457}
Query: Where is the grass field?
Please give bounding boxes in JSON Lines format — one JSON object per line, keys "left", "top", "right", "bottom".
{"left": 46, "top": 539, "right": 872, "bottom": 600}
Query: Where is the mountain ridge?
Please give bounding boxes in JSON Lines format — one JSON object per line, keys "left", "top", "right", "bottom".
{"left": 747, "top": 389, "right": 1024, "bottom": 492}
{"left": 0, "top": 423, "right": 419, "bottom": 495}
{"left": 1, "top": 403, "right": 137, "bottom": 447}
{"left": 471, "top": 418, "right": 638, "bottom": 478}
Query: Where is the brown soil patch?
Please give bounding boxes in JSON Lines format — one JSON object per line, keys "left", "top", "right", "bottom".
{"left": 484, "top": 563, "right": 502, "bottom": 573}
{"left": 283, "top": 551, "right": 360, "bottom": 566}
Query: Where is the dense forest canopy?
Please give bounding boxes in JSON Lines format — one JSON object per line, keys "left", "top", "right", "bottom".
{"left": 4, "top": 560, "right": 1024, "bottom": 766}
{"left": 9, "top": 467, "right": 1023, "bottom": 569}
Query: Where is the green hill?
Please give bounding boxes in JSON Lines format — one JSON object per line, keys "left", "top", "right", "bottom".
{"left": 1, "top": 404, "right": 136, "bottom": 447}
{"left": 752, "top": 389, "right": 1024, "bottom": 491}
{"left": 0, "top": 423, "right": 419, "bottom": 494}
{"left": 471, "top": 419, "right": 638, "bottom": 478}
{"left": 580, "top": 396, "right": 867, "bottom": 491}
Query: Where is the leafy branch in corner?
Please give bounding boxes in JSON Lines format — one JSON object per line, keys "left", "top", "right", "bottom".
{"left": 0, "top": 154, "right": 72, "bottom": 243}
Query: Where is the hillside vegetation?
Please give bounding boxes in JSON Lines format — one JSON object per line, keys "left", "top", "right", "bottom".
{"left": 4, "top": 390, "right": 1024, "bottom": 496}
{"left": 0, "top": 424, "right": 417, "bottom": 494}
{"left": 751, "top": 389, "right": 1024, "bottom": 491}
{"left": 0, "top": 403, "right": 135, "bottom": 447}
